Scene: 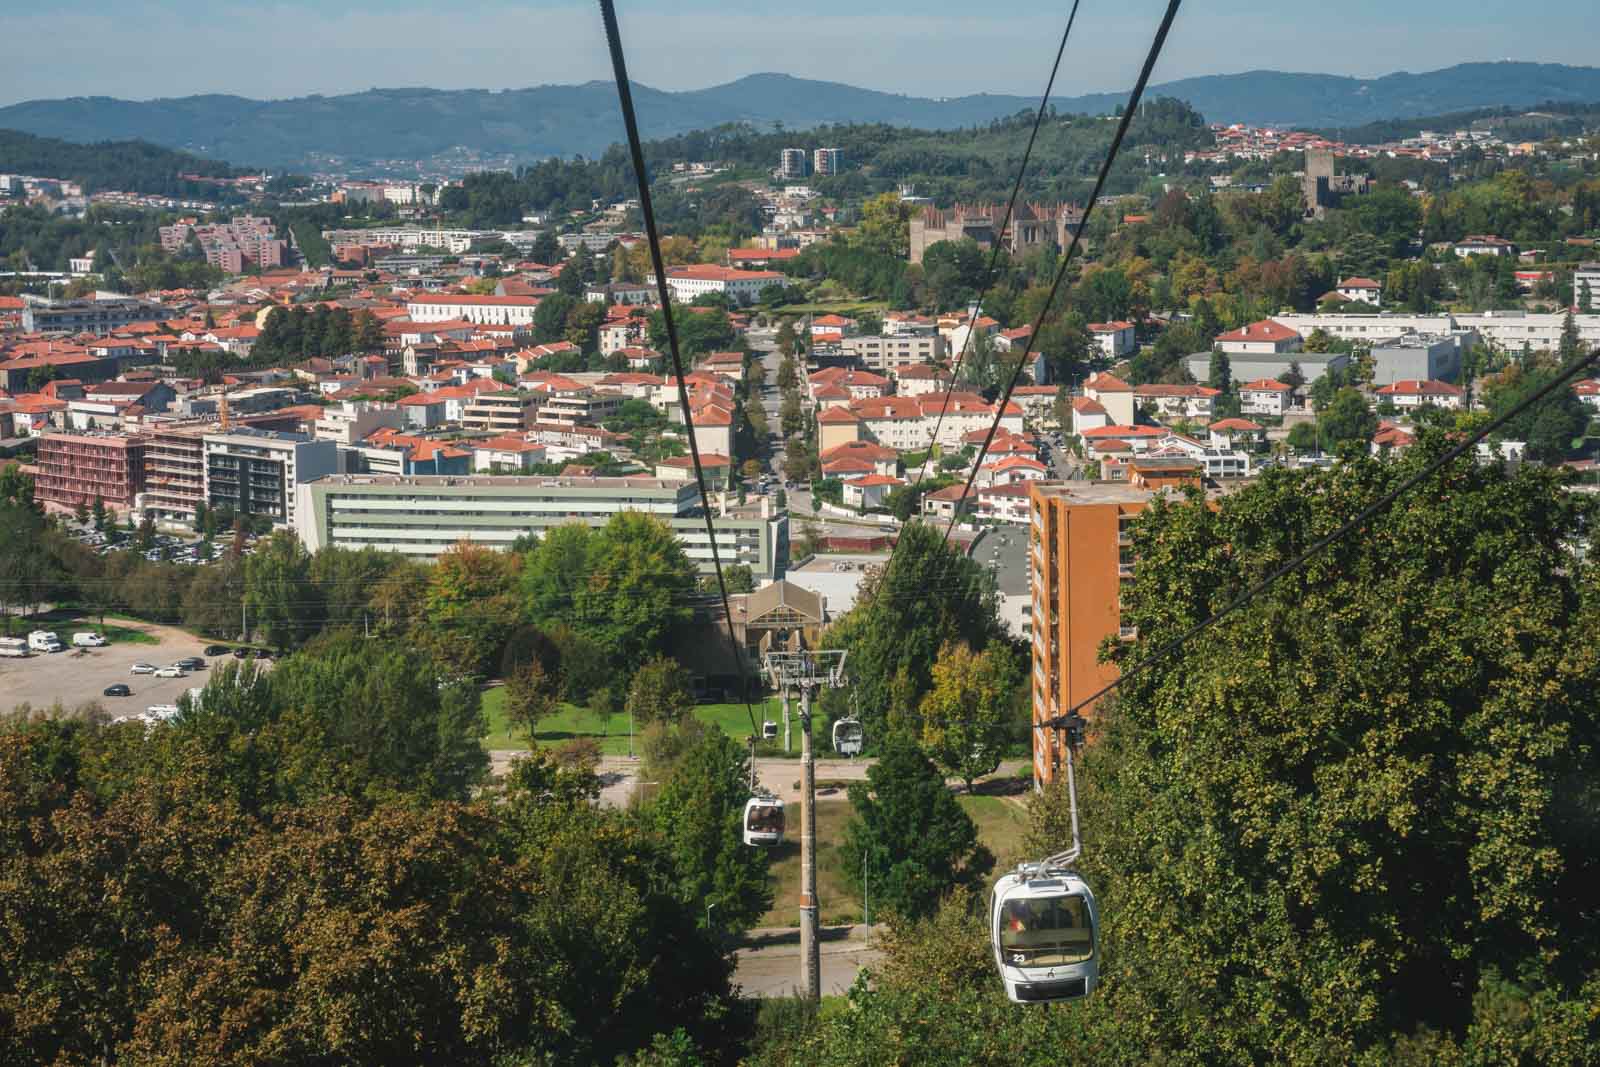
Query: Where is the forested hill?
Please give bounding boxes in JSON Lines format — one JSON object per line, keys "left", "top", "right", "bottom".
{"left": 0, "top": 128, "right": 244, "bottom": 197}
{"left": 442, "top": 99, "right": 1214, "bottom": 225}
{"left": 2, "top": 61, "right": 1599, "bottom": 168}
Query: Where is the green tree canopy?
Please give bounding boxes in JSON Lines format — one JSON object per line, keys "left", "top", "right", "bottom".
{"left": 840, "top": 740, "right": 993, "bottom": 921}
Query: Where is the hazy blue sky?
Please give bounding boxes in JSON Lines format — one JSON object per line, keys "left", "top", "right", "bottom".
{"left": 1, "top": 0, "right": 1593, "bottom": 105}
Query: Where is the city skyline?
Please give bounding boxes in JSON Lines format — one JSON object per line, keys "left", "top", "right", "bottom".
{"left": 1, "top": 0, "right": 1596, "bottom": 107}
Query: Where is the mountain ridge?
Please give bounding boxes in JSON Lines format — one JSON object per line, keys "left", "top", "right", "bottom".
{"left": 3, "top": 61, "right": 1599, "bottom": 170}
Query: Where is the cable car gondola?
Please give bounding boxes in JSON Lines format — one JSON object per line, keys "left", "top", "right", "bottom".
{"left": 991, "top": 712, "right": 1098, "bottom": 1003}
{"left": 990, "top": 867, "right": 1099, "bottom": 1002}
{"left": 742, "top": 795, "right": 785, "bottom": 846}
{"left": 762, "top": 720, "right": 779, "bottom": 740}
{"left": 832, "top": 717, "right": 864, "bottom": 756}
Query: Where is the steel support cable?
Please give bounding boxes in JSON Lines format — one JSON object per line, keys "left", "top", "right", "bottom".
{"left": 944, "top": 0, "right": 1185, "bottom": 547}
{"left": 596, "top": 0, "right": 759, "bottom": 735}
{"left": 1037, "top": 341, "right": 1600, "bottom": 730}
{"left": 911, "top": 0, "right": 1084, "bottom": 491}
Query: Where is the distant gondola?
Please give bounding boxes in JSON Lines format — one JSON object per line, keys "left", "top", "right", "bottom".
{"left": 742, "top": 796, "right": 785, "bottom": 846}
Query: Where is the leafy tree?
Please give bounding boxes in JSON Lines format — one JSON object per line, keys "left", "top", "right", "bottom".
{"left": 627, "top": 654, "right": 695, "bottom": 727}
{"left": 415, "top": 539, "right": 520, "bottom": 677}
{"left": 1207, "top": 348, "right": 1232, "bottom": 393}
{"left": 1286, "top": 420, "right": 1320, "bottom": 453}
{"left": 1482, "top": 357, "right": 1590, "bottom": 464}
{"left": 243, "top": 530, "right": 318, "bottom": 650}
{"left": 1281, "top": 359, "right": 1306, "bottom": 391}
{"left": 1318, "top": 387, "right": 1378, "bottom": 449}
{"left": 840, "top": 740, "right": 993, "bottom": 921}
{"left": 918, "top": 640, "right": 1022, "bottom": 793}
{"left": 503, "top": 658, "right": 559, "bottom": 741}
{"left": 1083, "top": 442, "right": 1600, "bottom": 1063}
{"left": 645, "top": 724, "right": 773, "bottom": 933}
{"left": 826, "top": 522, "right": 1003, "bottom": 740}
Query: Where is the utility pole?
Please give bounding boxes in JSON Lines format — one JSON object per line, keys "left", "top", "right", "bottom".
{"left": 764, "top": 648, "right": 847, "bottom": 1003}
{"left": 782, "top": 684, "right": 791, "bottom": 753}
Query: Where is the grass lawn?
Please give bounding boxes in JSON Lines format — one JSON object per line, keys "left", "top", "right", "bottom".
{"left": 761, "top": 792, "right": 1033, "bottom": 927}
{"left": 7, "top": 610, "right": 159, "bottom": 647}
{"left": 959, "top": 794, "right": 1031, "bottom": 867}
{"left": 778, "top": 301, "right": 890, "bottom": 317}
{"left": 481, "top": 687, "right": 790, "bottom": 754}
{"left": 762, "top": 799, "right": 863, "bottom": 927}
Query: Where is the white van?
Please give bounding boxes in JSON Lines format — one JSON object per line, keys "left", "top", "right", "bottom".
{"left": 72, "top": 632, "right": 108, "bottom": 648}
{"left": 28, "top": 630, "right": 64, "bottom": 653}
{"left": 0, "top": 637, "right": 28, "bottom": 658}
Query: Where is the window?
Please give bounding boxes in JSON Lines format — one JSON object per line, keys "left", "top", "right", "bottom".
{"left": 999, "top": 894, "right": 1093, "bottom": 966}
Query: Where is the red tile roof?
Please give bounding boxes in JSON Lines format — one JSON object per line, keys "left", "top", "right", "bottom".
{"left": 1216, "top": 319, "right": 1300, "bottom": 344}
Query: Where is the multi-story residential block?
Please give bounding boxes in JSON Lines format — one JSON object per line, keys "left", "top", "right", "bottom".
{"left": 203, "top": 428, "right": 338, "bottom": 527}
{"left": 35, "top": 432, "right": 145, "bottom": 514}
{"left": 1570, "top": 262, "right": 1600, "bottom": 308}
{"left": 1028, "top": 482, "right": 1152, "bottom": 785}
{"left": 141, "top": 425, "right": 207, "bottom": 522}
{"left": 779, "top": 148, "right": 809, "bottom": 180}
{"left": 813, "top": 148, "right": 842, "bottom": 176}
{"left": 462, "top": 391, "right": 540, "bottom": 434}
{"left": 1272, "top": 311, "right": 1600, "bottom": 352}
{"left": 295, "top": 475, "right": 786, "bottom": 578}
{"left": 650, "top": 265, "right": 786, "bottom": 305}
{"left": 20, "top": 295, "right": 169, "bottom": 336}
{"left": 405, "top": 294, "right": 541, "bottom": 328}
{"left": 841, "top": 332, "right": 947, "bottom": 372}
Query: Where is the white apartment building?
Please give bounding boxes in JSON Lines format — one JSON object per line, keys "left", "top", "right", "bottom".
{"left": 841, "top": 333, "right": 947, "bottom": 372}
{"left": 1575, "top": 263, "right": 1600, "bottom": 309}
{"left": 1238, "top": 378, "right": 1294, "bottom": 417}
{"left": 203, "top": 428, "right": 337, "bottom": 528}
{"left": 406, "top": 294, "right": 542, "bottom": 327}
{"left": 650, "top": 265, "right": 786, "bottom": 305}
{"left": 1273, "top": 311, "right": 1600, "bottom": 353}
{"left": 1088, "top": 321, "right": 1137, "bottom": 359}
{"left": 294, "top": 474, "right": 785, "bottom": 577}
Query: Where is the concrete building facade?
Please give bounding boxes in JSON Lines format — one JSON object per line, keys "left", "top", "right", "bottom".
{"left": 294, "top": 475, "right": 786, "bottom": 578}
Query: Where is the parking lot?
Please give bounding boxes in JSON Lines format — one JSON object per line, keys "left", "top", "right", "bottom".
{"left": 0, "top": 621, "right": 226, "bottom": 715}
{"left": 59, "top": 518, "right": 262, "bottom": 566}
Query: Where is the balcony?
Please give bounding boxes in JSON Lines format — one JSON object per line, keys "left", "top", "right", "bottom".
{"left": 1118, "top": 563, "right": 1134, "bottom": 579}
{"left": 1118, "top": 625, "right": 1139, "bottom": 641}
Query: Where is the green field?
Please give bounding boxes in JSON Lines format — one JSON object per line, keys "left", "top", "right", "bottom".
{"left": 481, "top": 687, "right": 790, "bottom": 754}
{"left": 776, "top": 301, "right": 890, "bottom": 317}
{"left": 761, "top": 792, "right": 1030, "bottom": 927}
{"left": 3, "top": 612, "right": 159, "bottom": 647}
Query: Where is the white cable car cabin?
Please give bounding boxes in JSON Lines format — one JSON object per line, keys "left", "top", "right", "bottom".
{"left": 742, "top": 796, "right": 785, "bottom": 846}
{"left": 832, "top": 717, "right": 864, "bottom": 756}
{"left": 990, "top": 868, "right": 1099, "bottom": 1003}
{"left": 762, "top": 720, "right": 779, "bottom": 740}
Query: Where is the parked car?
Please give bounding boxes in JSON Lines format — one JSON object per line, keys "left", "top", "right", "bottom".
{"left": 130, "top": 662, "right": 157, "bottom": 675}
{"left": 103, "top": 684, "right": 131, "bottom": 697}
{"left": 204, "top": 645, "right": 230, "bottom": 656}
{"left": 175, "top": 656, "right": 206, "bottom": 671}
{"left": 72, "top": 632, "right": 109, "bottom": 648}
{"left": 233, "top": 648, "right": 254, "bottom": 659}
{"left": 154, "top": 666, "right": 187, "bottom": 678}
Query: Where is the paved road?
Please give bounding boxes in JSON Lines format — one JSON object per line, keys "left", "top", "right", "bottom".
{"left": 733, "top": 924, "right": 884, "bottom": 998}
{"left": 487, "top": 751, "right": 1028, "bottom": 809}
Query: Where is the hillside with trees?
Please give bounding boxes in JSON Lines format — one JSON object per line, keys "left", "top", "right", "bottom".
{"left": 0, "top": 128, "right": 246, "bottom": 198}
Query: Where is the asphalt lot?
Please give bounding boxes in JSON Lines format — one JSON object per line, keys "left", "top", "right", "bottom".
{"left": 0, "top": 621, "right": 223, "bottom": 715}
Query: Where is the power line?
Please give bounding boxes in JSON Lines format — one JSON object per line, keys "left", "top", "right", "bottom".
{"left": 911, "top": 0, "right": 1084, "bottom": 489}
{"left": 596, "top": 0, "right": 759, "bottom": 736}
{"left": 946, "top": 0, "right": 1185, "bottom": 545}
